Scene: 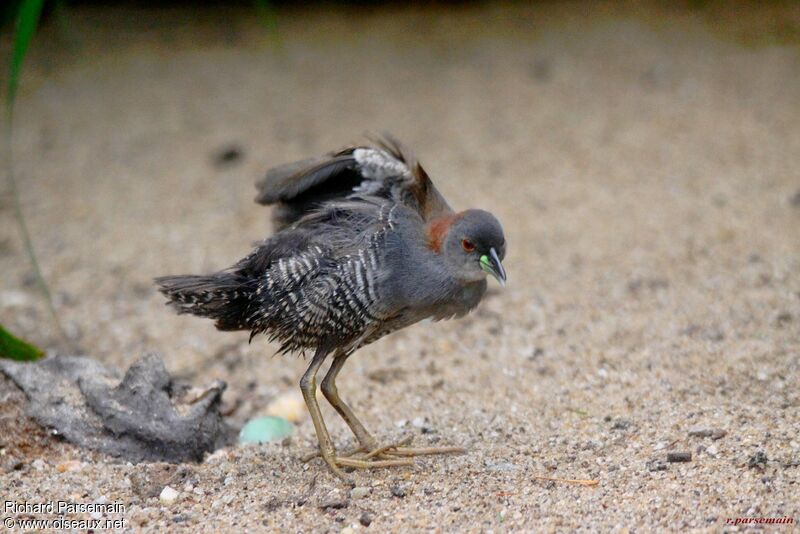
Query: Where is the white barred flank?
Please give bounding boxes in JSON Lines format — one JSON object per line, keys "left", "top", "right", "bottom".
{"left": 239, "top": 200, "right": 398, "bottom": 354}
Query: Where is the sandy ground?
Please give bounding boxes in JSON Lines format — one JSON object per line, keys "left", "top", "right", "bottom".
{"left": 1, "top": 2, "right": 799, "bottom": 532}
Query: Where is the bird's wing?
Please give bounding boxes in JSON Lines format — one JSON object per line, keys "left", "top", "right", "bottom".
{"left": 255, "top": 134, "right": 453, "bottom": 229}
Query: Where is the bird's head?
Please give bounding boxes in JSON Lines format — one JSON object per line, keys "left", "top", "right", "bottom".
{"left": 429, "top": 209, "right": 507, "bottom": 286}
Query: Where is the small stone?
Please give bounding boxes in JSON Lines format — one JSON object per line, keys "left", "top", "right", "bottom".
{"left": 411, "top": 416, "right": 426, "bottom": 428}
{"left": 748, "top": 451, "right": 768, "bottom": 469}
{"left": 790, "top": 189, "right": 800, "bottom": 208}
{"left": 213, "top": 145, "right": 244, "bottom": 167}
{"left": 340, "top": 527, "right": 355, "bottom": 534}
{"left": 4, "top": 459, "right": 24, "bottom": 472}
{"left": 486, "top": 461, "right": 518, "bottom": 472}
{"left": 319, "top": 490, "right": 348, "bottom": 510}
{"left": 265, "top": 391, "right": 307, "bottom": 423}
{"left": 646, "top": 458, "right": 667, "bottom": 472}
{"left": 350, "top": 486, "right": 371, "bottom": 500}
{"left": 31, "top": 459, "right": 46, "bottom": 471}
{"left": 611, "top": 419, "right": 632, "bottom": 430}
{"left": 159, "top": 486, "right": 180, "bottom": 505}
{"left": 206, "top": 449, "right": 229, "bottom": 463}
{"left": 653, "top": 442, "right": 666, "bottom": 451}
{"left": 359, "top": 512, "right": 373, "bottom": 527}
{"left": 667, "top": 452, "right": 692, "bottom": 463}
{"left": 239, "top": 416, "right": 293, "bottom": 444}
{"left": 56, "top": 460, "right": 83, "bottom": 473}
{"left": 390, "top": 485, "right": 406, "bottom": 498}
{"left": 395, "top": 419, "right": 407, "bottom": 428}
{"left": 706, "top": 445, "right": 719, "bottom": 456}
{"left": 0, "top": 290, "right": 32, "bottom": 307}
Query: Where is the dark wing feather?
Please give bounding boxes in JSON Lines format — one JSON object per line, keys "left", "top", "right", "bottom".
{"left": 255, "top": 135, "right": 452, "bottom": 230}
{"left": 255, "top": 154, "right": 356, "bottom": 205}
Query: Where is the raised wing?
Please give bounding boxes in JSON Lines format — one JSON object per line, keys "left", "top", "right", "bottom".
{"left": 255, "top": 135, "right": 452, "bottom": 229}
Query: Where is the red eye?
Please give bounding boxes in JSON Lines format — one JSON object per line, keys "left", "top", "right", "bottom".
{"left": 461, "top": 239, "right": 476, "bottom": 252}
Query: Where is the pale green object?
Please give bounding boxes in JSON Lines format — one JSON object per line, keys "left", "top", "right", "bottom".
{"left": 239, "top": 416, "right": 293, "bottom": 444}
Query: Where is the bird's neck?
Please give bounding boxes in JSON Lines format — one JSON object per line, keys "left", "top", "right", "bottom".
{"left": 425, "top": 212, "right": 463, "bottom": 253}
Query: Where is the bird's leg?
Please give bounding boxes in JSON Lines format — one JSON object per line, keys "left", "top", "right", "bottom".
{"left": 300, "top": 347, "right": 351, "bottom": 482}
{"left": 320, "top": 350, "right": 380, "bottom": 452}
{"left": 301, "top": 347, "right": 411, "bottom": 481}
{"left": 318, "top": 351, "right": 465, "bottom": 461}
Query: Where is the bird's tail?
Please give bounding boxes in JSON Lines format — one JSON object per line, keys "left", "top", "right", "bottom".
{"left": 155, "top": 272, "right": 256, "bottom": 331}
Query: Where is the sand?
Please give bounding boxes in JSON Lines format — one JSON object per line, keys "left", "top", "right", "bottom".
{"left": 1, "top": 2, "right": 799, "bottom": 532}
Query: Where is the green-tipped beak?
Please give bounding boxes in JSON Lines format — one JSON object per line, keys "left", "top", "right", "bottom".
{"left": 480, "top": 248, "right": 507, "bottom": 286}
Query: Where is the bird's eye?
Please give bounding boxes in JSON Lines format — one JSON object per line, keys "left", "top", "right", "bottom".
{"left": 461, "top": 239, "right": 476, "bottom": 252}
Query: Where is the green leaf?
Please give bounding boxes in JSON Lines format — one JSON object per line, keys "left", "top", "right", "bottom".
{"left": 7, "top": 0, "right": 45, "bottom": 114}
{"left": 0, "top": 323, "right": 44, "bottom": 361}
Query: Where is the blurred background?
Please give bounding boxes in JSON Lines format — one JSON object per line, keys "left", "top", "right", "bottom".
{"left": 2, "top": 1, "right": 798, "bottom": 360}
{"left": 0, "top": 1, "right": 799, "bottom": 529}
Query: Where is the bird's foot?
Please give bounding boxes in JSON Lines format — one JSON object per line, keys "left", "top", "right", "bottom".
{"left": 302, "top": 445, "right": 414, "bottom": 485}
{"left": 364, "top": 435, "right": 466, "bottom": 459}
{"left": 346, "top": 435, "right": 467, "bottom": 460}
{"left": 302, "top": 435, "right": 464, "bottom": 483}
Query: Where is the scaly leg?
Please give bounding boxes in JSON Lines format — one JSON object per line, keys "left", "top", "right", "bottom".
{"left": 301, "top": 347, "right": 411, "bottom": 482}
{"left": 320, "top": 350, "right": 379, "bottom": 451}
{"left": 318, "top": 350, "right": 466, "bottom": 461}
{"left": 300, "top": 347, "right": 349, "bottom": 481}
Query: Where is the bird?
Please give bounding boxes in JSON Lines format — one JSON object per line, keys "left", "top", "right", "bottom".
{"left": 155, "top": 135, "right": 507, "bottom": 482}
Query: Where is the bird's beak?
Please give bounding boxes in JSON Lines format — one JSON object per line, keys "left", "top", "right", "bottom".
{"left": 480, "top": 248, "right": 507, "bottom": 287}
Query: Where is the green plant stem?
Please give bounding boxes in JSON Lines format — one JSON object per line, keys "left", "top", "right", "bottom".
{"left": 5, "top": 0, "right": 70, "bottom": 348}
{"left": 4, "top": 116, "right": 69, "bottom": 347}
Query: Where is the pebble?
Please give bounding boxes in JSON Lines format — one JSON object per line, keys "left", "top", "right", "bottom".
{"left": 390, "top": 485, "right": 406, "bottom": 498}
{"left": 0, "top": 290, "right": 32, "bottom": 307}
{"left": 159, "top": 486, "right": 179, "bottom": 505}
{"left": 486, "top": 461, "right": 518, "bottom": 472}
{"left": 265, "top": 392, "right": 307, "bottom": 423}
{"left": 411, "top": 416, "right": 426, "bottom": 428}
{"left": 611, "top": 419, "right": 632, "bottom": 430}
{"left": 350, "top": 486, "right": 371, "bottom": 499}
{"left": 359, "top": 512, "right": 374, "bottom": 527}
{"left": 706, "top": 445, "right": 719, "bottom": 456}
{"left": 747, "top": 451, "right": 768, "bottom": 469}
{"left": 56, "top": 460, "right": 83, "bottom": 473}
{"left": 667, "top": 452, "right": 692, "bottom": 463}
{"left": 319, "top": 490, "right": 348, "bottom": 510}
{"left": 238, "top": 416, "right": 293, "bottom": 444}
{"left": 205, "top": 449, "right": 229, "bottom": 463}
{"left": 213, "top": 145, "right": 244, "bottom": 167}
{"left": 32, "top": 459, "right": 47, "bottom": 471}
{"left": 646, "top": 459, "right": 667, "bottom": 472}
